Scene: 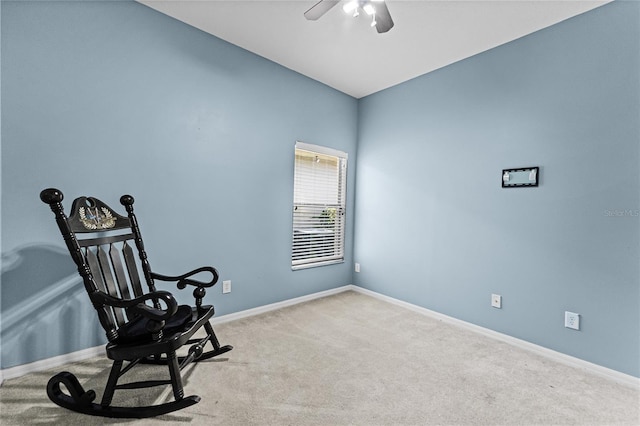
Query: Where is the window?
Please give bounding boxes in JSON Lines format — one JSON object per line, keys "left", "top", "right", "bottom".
{"left": 292, "top": 142, "right": 347, "bottom": 270}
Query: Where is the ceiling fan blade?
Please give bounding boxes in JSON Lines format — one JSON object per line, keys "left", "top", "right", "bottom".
{"left": 374, "top": 1, "right": 394, "bottom": 33}
{"left": 304, "top": 0, "right": 341, "bottom": 21}
{"left": 304, "top": 0, "right": 340, "bottom": 21}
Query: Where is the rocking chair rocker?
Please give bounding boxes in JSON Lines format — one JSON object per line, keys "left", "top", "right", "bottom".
{"left": 40, "top": 188, "right": 232, "bottom": 418}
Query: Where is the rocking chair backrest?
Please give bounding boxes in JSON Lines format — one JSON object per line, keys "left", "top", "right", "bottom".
{"left": 40, "top": 188, "right": 157, "bottom": 342}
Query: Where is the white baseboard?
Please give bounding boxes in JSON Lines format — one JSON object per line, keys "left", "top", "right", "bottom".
{"left": 1, "top": 345, "right": 105, "bottom": 382}
{"left": 350, "top": 286, "right": 640, "bottom": 389}
{"left": 211, "top": 285, "right": 353, "bottom": 325}
{"left": 3, "top": 283, "right": 638, "bottom": 390}
{"left": 0, "top": 285, "right": 353, "bottom": 383}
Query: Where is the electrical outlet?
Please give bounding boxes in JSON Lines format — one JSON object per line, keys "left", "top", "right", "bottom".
{"left": 565, "top": 311, "right": 580, "bottom": 330}
{"left": 491, "top": 294, "right": 502, "bottom": 309}
{"left": 355, "top": 263, "right": 360, "bottom": 273}
{"left": 222, "top": 280, "right": 231, "bottom": 294}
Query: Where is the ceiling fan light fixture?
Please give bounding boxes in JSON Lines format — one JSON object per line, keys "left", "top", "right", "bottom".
{"left": 363, "top": 3, "right": 375, "bottom": 15}
{"left": 306, "top": 0, "right": 393, "bottom": 33}
{"left": 342, "top": 1, "right": 358, "bottom": 14}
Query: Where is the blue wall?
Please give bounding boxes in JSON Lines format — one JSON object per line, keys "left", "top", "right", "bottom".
{"left": 1, "top": 0, "right": 357, "bottom": 368}
{"left": 354, "top": 1, "right": 639, "bottom": 377}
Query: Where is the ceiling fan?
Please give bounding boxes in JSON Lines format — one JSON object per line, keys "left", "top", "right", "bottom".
{"left": 304, "top": 0, "right": 395, "bottom": 34}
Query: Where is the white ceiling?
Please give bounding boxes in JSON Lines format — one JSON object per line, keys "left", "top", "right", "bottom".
{"left": 138, "top": 0, "right": 610, "bottom": 98}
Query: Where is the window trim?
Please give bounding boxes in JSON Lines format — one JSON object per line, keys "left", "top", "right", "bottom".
{"left": 291, "top": 141, "right": 348, "bottom": 270}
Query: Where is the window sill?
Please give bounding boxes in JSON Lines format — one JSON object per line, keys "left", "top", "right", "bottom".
{"left": 292, "top": 259, "right": 344, "bottom": 271}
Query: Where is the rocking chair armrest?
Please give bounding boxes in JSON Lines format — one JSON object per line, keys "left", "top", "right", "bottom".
{"left": 90, "top": 290, "right": 178, "bottom": 321}
{"left": 150, "top": 266, "right": 219, "bottom": 290}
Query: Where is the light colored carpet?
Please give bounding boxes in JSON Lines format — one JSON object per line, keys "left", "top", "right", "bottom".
{"left": 1, "top": 290, "right": 638, "bottom": 425}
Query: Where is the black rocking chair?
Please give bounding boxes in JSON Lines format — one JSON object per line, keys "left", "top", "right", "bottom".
{"left": 40, "top": 188, "right": 232, "bottom": 418}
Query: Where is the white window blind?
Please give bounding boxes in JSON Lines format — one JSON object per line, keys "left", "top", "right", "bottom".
{"left": 292, "top": 142, "right": 347, "bottom": 270}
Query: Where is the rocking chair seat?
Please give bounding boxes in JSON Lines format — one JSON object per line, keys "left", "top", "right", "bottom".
{"left": 115, "top": 304, "right": 194, "bottom": 344}
{"left": 106, "top": 305, "right": 216, "bottom": 361}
